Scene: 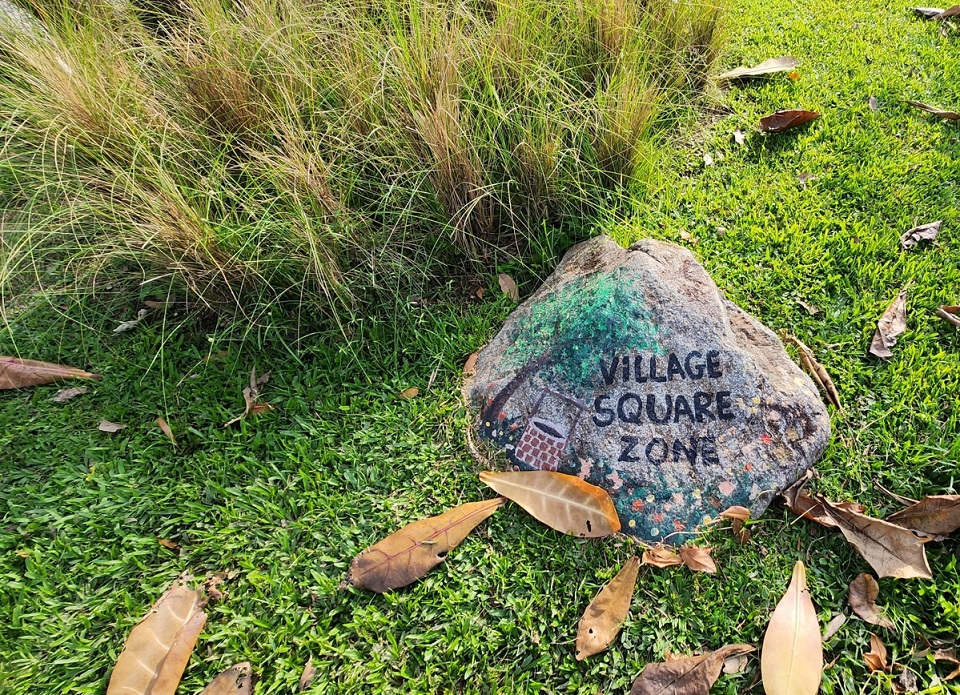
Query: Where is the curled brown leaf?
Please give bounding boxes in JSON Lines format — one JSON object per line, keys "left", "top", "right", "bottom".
{"left": 869, "top": 286, "right": 909, "bottom": 359}
{"left": 760, "top": 109, "right": 821, "bottom": 133}
{"left": 848, "top": 574, "right": 895, "bottom": 630}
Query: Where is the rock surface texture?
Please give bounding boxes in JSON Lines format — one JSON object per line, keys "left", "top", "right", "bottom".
{"left": 465, "top": 236, "right": 830, "bottom": 542}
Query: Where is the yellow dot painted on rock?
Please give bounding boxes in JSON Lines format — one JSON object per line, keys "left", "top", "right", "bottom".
{"left": 628, "top": 519, "right": 636, "bottom": 528}
{"left": 485, "top": 422, "right": 491, "bottom": 427}
{"left": 692, "top": 489, "right": 702, "bottom": 500}
{"left": 703, "top": 515, "right": 713, "bottom": 525}
{"left": 646, "top": 494, "right": 655, "bottom": 503}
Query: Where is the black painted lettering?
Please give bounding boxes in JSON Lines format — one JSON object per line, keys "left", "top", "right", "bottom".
{"left": 622, "top": 354, "right": 630, "bottom": 382}
{"left": 684, "top": 351, "right": 705, "bottom": 379}
{"left": 617, "top": 393, "right": 643, "bottom": 424}
{"left": 600, "top": 355, "right": 619, "bottom": 385}
{"left": 700, "top": 436, "right": 720, "bottom": 464}
{"left": 667, "top": 353, "right": 685, "bottom": 380}
{"left": 717, "top": 391, "right": 735, "bottom": 420}
{"left": 619, "top": 436, "right": 640, "bottom": 462}
{"left": 634, "top": 354, "right": 648, "bottom": 383}
{"left": 673, "top": 394, "right": 693, "bottom": 422}
{"left": 672, "top": 438, "right": 697, "bottom": 464}
{"left": 645, "top": 438, "right": 668, "bottom": 464}
{"left": 646, "top": 394, "right": 672, "bottom": 424}
{"left": 592, "top": 395, "right": 615, "bottom": 427}
{"left": 693, "top": 391, "right": 716, "bottom": 422}
{"left": 706, "top": 350, "right": 722, "bottom": 378}
{"left": 649, "top": 356, "right": 667, "bottom": 383}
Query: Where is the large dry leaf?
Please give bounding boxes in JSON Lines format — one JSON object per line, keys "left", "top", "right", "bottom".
{"left": 199, "top": 662, "right": 252, "bottom": 695}
{"left": 761, "top": 561, "right": 822, "bottom": 695}
{"left": 478, "top": 470, "right": 620, "bottom": 537}
{"left": 848, "top": 574, "right": 895, "bottom": 630}
{"left": 864, "top": 634, "right": 889, "bottom": 672}
{"left": 869, "top": 287, "right": 909, "bottom": 359}
{"left": 498, "top": 274, "right": 519, "bottom": 302}
{"left": 678, "top": 547, "right": 717, "bottom": 574}
{"left": 937, "top": 306, "right": 960, "bottom": 328}
{"left": 785, "top": 336, "right": 841, "bottom": 410}
{"left": 298, "top": 658, "right": 316, "bottom": 691}
{"left": 225, "top": 368, "right": 271, "bottom": 427}
{"left": 717, "top": 56, "right": 799, "bottom": 80}
{"left": 349, "top": 498, "right": 505, "bottom": 592}
{"left": 107, "top": 577, "right": 207, "bottom": 695}
{"left": 629, "top": 644, "right": 755, "bottom": 695}
{"left": 0, "top": 357, "right": 101, "bottom": 390}
{"left": 575, "top": 556, "right": 640, "bottom": 661}
{"left": 939, "top": 5, "right": 960, "bottom": 17}
{"left": 901, "top": 220, "right": 942, "bottom": 249}
{"left": 905, "top": 100, "right": 960, "bottom": 120}
{"left": 821, "top": 499, "right": 932, "bottom": 579}
{"left": 885, "top": 495, "right": 960, "bottom": 536}
{"left": 782, "top": 477, "right": 865, "bottom": 528}
{"left": 759, "top": 110, "right": 820, "bottom": 133}
{"left": 642, "top": 547, "right": 683, "bottom": 568}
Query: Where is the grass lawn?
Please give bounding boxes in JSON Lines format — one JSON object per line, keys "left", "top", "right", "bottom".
{"left": 2, "top": 0, "right": 960, "bottom": 693}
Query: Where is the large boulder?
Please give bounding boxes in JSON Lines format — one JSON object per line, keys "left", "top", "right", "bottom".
{"left": 465, "top": 236, "right": 830, "bottom": 542}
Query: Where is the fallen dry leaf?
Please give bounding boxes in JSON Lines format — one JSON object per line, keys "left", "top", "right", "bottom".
{"left": 734, "top": 129, "right": 746, "bottom": 146}
{"left": 939, "top": 5, "right": 960, "bottom": 17}
{"left": 463, "top": 352, "right": 478, "bottom": 375}
{"left": 114, "top": 309, "right": 149, "bottom": 334}
{"left": 901, "top": 220, "right": 942, "bottom": 249}
{"left": 107, "top": 576, "right": 207, "bottom": 695}
{"left": 0, "top": 357, "right": 101, "bottom": 390}
{"left": 722, "top": 651, "right": 751, "bottom": 675}
{"left": 849, "top": 574, "right": 895, "bottom": 630}
{"left": 298, "top": 658, "right": 316, "bottom": 691}
{"left": 629, "top": 644, "right": 755, "bottom": 695}
{"left": 498, "top": 273, "right": 519, "bottom": 302}
{"left": 933, "top": 649, "right": 960, "bottom": 680}
{"left": 143, "top": 300, "right": 168, "bottom": 310}
{"left": 99, "top": 420, "right": 127, "bottom": 433}
{"left": 905, "top": 100, "right": 960, "bottom": 119}
{"left": 869, "top": 96, "right": 879, "bottom": 111}
{"left": 199, "top": 662, "right": 252, "bottom": 695}
{"left": 937, "top": 306, "right": 960, "bottom": 327}
{"left": 761, "top": 561, "right": 822, "bottom": 695}
{"left": 732, "top": 519, "right": 752, "bottom": 545}
{"left": 156, "top": 417, "right": 178, "bottom": 447}
{"left": 52, "top": 386, "right": 88, "bottom": 403}
{"left": 869, "top": 286, "right": 909, "bottom": 359}
{"left": 916, "top": 7, "right": 946, "bottom": 18}
{"left": 796, "top": 299, "right": 820, "bottom": 315}
{"left": 760, "top": 110, "right": 820, "bottom": 134}
{"left": 864, "top": 633, "right": 889, "bottom": 672}
{"left": 642, "top": 546, "right": 683, "bottom": 569}
{"left": 786, "top": 335, "right": 842, "bottom": 410}
{"left": 678, "top": 546, "right": 717, "bottom": 574}
{"left": 886, "top": 495, "right": 960, "bottom": 536}
{"left": 900, "top": 668, "right": 920, "bottom": 692}
{"left": 478, "top": 470, "right": 620, "bottom": 537}
{"left": 720, "top": 506, "right": 751, "bottom": 522}
{"left": 787, "top": 70, "right": 800, "bottom": 81}
{"left": 157, "top": 538, "right": 181, "bottom": 552}
{"left": 203, "top": 575, "right": 224, "bottom": 603}
{"left": 575, "top": 556, "right": 640, "bottom": 660}
{"left": 820, "top": 498, "right": 932, "bottom": 579}
{"left": 349, "top": 498, "right": 505, "bottom": 592}
{"left": 398, "top": 387, "right": 419, "bottom": 400}
{"left": 822, "top": 613, "right": 847, "bottom": 641}
{"left": 224, "top": 367, "right": 271, "bottom": 427}
{"left": 717, "top": 56, "right": 799, "bottom": 80}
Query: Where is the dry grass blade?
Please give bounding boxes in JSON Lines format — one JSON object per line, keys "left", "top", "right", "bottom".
{"left": 349, "top": 498, "right": 505, "bottom": 592}
{"left": 678, "top": 546, "right": 717, "bottom": 574}
{"left": 575, "top": 556, "right": 640, "bottom": 661}
{"left": 885, "top": 495, "right": 960, "bottom": 536}
{"left": 629, "top": 644, "right": 755, "bottom": 694}
{"left": 937, "top": 306, "right": 960, "bottom": 327}
{"left": 864, "top": 634, "right": 889, "bottom": 672}
{"left": 0, "top": 357, "right": 101, "bottom": 390}
{"left": 785, "top": 335, "right": 841, "bottom": 409}
{"left": 761, "top": 561, "right": 822, "bottom": 695}
{"left": 869, "top": 286, "right": 909, "bottom": 359}
{"left": 759, "top": 110, "right": 820, "bottom": 133}
{"left": 225, "top": 368, "right": 270, "bottom": 427}
{"left": 107, "top": 577, "right": 207, "bottom": 695}
{"left": 717, "top": 56, "right": 799, "bottom": 80}
{"left": 848, "top": 574, "right": 895, "bottom": 630}
{"left": 642, "top": 546, "right": 683, "bottom": 568}
{"left": 905, "top": 100, "right": 960, "bottom": 119}
{"left": 478, "top": 470, "right": 620, "bottom": 537}
{"left": 821, "top": 499, "right": 932, "bottom": 579}
{"left": 199, "top": 662, "right": 252, "bottom": 695}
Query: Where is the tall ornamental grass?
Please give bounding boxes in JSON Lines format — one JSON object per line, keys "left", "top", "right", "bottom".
{"left": 0, "top": 0, "right": 723, "bottom": 317}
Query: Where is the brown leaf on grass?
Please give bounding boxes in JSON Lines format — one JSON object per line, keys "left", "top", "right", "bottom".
{"left": 722, "top": 651, "right": 750, "bottom": 675}
{"left": 298, "top": 658, "right": 316, "bottom": 691}
{"left": 761, "top": 561, "right": 823, "bottom": 695}
{"left": 106, "top": 576, "right": 207, "bottom": 695}
{"left": 849, "top": 574, "right": 895, "bottom": 629}
{"left": 678, "top": 546, "right": 717, "bottom": 574}
{"left": 575, "top": 556, "right": 640, "bottom": 660}
{"left": 900, "top": 668, "right": 920, "bottom": 692}
{"left": 498, "top": 273, "right": 519, "bottom": 302}
{"left": 720, "top": 506, "right": 751, "bottom": 522}
{"left": 52, "top": 386, "right": 88, "bottom": 403}
{"left": 937, "top": 306, "right": 960, "bottom": 327}
{"left": 199, "top": 662, "right": 252, "bottom": 695}
{"left": 796, "top": 299, "right": 820, "bottom": 315}
{"left": 905, "top": 100, "right": 960, "bottom": 120}
{"left": 869, "top": 286, "right": 909, "bottom": 359}
{"left": 99, "top": 420, "right": 127, "bottom": 433}
{"left": 915, "top": 7, "right": 946, "bottom": 18}
{"left": 886, "top": 495, "right": 960, "bottom": 536}
{"left": 0, "top": 357, "right": 101, "bottom": 390}
{"left": 717, "top": 56, "right": 799, "bottom": 80}
{"left": 157, "top": 538, "right": 180, "bottom": 552}
{"left": 398, "top": 387, "right": 419, "bottom": 400}
{"left": 478, "top": 470, "right": 620, "bottom": 537}
{"left": 901, "top": 220, "right": 942, "bottom": 249}
{"left": 864, "top": 634, "right": 890, "bottom": 672}
{"left": 462, "top": 352, "right": 478, "bottom": 376}
{"left": 642, "top": 547, "right": 683, "bottom": 569}
{"left": 629, "top": 644, "right": 755, "bottom": 695}
{"left": 820, "top": 498, "right": 932, "bottom": 579}
{"left": 156, "top": 417, "right": 178, "bottom": 447}
{"left": 822, "top": 613, "right": 847, "bottom": 641}
{"left": 939, "top": 5, "right": 960, "bottom": 17}
{"left": 785, "top": 335, "right": 842, "bottom": 410}
{"left": 349, "top": 498, "right": 505, "bottom": 592}
{"left": 760, "top": 110, "right": 821, "bottom": 133}
{"left": 782, "top": 476, "right": 866, "bottom": 528}
{"left": 933, "top": 649, "right": 960, "bottom": 680}
{"left": 733, "top": 519, "right": 752, "bottom": 545}
{"left": 224, "top": 368, "right": 271, "bottom": 427}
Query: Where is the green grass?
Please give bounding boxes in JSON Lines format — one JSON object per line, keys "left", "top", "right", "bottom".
{"left": 2, "top": 0, "right": 960, "bottom": 694}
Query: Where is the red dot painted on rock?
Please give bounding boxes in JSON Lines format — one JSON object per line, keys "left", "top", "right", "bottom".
{"left": 653, "top": 513, "right": 664, "bottom": 523}
{"left": 632, "top": 499, "right": 645, "bottom": 512}
{"left": 673, "top": 519, "right": 686, "bottom": 532}
{"left": 760, "top": 433, "right": 773, "bottom": 445}
{"left": 498, "top": 411, "right": 506, "bottom": 420}
{"left": 744, "top": 463, "right": 753, "bottom": 472}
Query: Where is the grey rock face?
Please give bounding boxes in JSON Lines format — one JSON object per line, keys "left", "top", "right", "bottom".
{"left": 465, "top": 236, "right": 830, "bottom": 542}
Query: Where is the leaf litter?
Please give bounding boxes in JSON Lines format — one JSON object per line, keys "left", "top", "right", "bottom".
{"left": 717, "top": 56, "right": 799, "bottom": 80}
{"left": 629, "top": 644, "right": 755, "bottom": 695}
{"left": 575, "top": 556, "right": 640, "bottom": 660}
{"left": 225, "top": 367, "right": 272, "bottom": 427}
{"left": 199, "top": 662, "right": 252, "bottom": 695}
{"left": 761, "top": 561, "right": 822, "bottom": 695}
{"left": 869, "top": 285, "right": 909, "bottom": 359}
{"left": 0, "top": 357, "right": 101, "bottom": 389}
{"left": 785, "top": 335, "right": 842, "bottom": 409}
{"left": 848, "top": 573, "right": 895, "bottom": 630}
{"left": 900, "top": 220, "right": 942, "bottom": 249}
{"left": 759, "top": 110, "right": 820, "bottom": 133}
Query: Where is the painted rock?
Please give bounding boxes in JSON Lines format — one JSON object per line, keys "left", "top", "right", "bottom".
{"left": 465, "top": 236, "right": 830, "bottom": 542}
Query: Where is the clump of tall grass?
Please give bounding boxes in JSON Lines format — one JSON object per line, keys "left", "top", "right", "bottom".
{"left": 0, "top": 0, "right": 724, "bottom": 319}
